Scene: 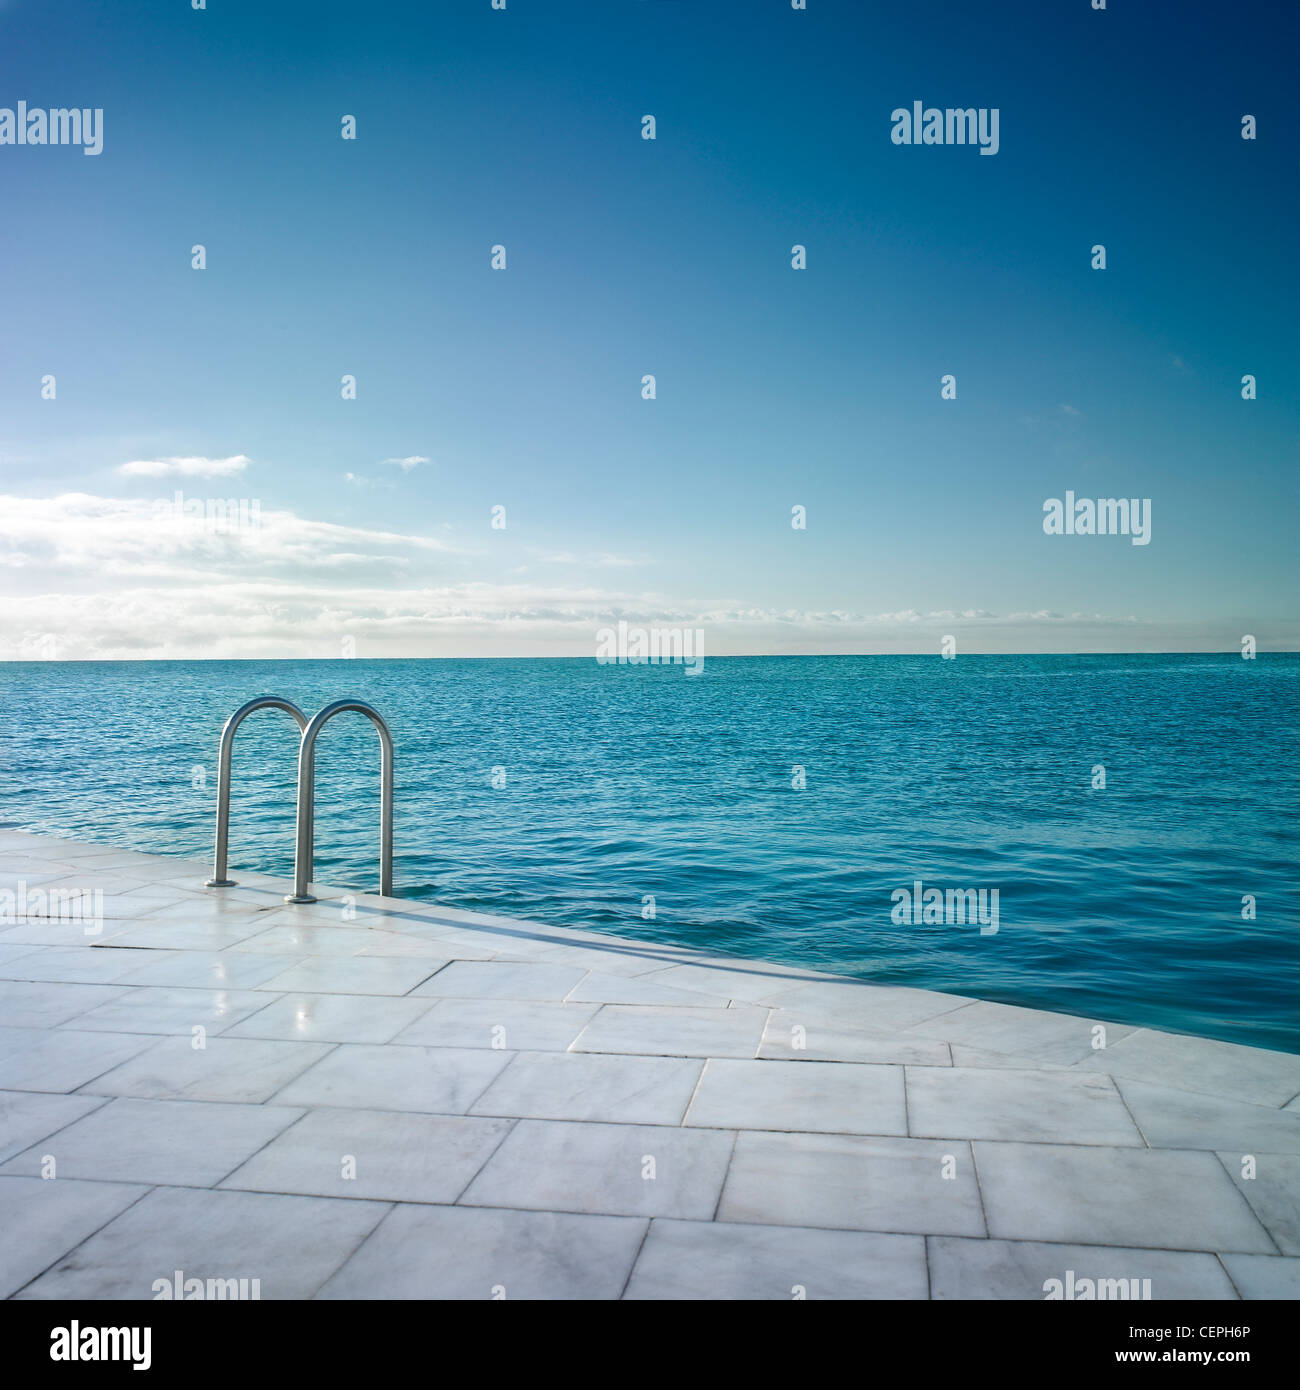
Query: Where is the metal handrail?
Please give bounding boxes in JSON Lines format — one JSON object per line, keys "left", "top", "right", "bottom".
{"left": 284, "top": 698, "right": 394, "bottom": 904}
{"left": 205, "top": 695, "right": 309, "bottom": 887}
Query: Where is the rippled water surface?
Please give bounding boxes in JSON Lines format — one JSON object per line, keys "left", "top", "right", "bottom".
{"left": 1, "top": 654, "right": 1296, "bottom": 1052}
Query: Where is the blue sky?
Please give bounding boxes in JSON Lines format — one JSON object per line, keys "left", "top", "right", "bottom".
{"left": 0, "top": 0, "right": 1296, "bottom": 658}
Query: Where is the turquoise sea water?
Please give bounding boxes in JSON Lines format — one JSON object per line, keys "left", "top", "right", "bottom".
{"left": 1, "top": 654, "right": 1296, "bottom": 1053}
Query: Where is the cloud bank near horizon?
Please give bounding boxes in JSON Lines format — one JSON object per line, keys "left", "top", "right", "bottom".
{"left": 0, "top": 492, "right": 1286, "bottom": 662}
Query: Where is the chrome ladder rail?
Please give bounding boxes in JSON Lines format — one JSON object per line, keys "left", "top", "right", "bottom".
{"left": 284, "top": 699, "right": 394, "bottom": 904}
{"left": 205, "top": 695, "right": 309, "bottom": 887}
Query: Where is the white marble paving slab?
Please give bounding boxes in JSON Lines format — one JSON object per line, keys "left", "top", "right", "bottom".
{"left": 1075, "top": 1028, "right": 1300, "bottom": 1108}
{"left": 80, "top": 1034, "right": 333, "bottom": 1104}
{"left": 221, "top": 1106, "right": 514, "bottom": 1204}
{"left": 0, "top": 1096, "right": 304, "bottom": 1187}
{"left": 102, "top": 921, "right": 270, "bottom": 951}
{"left": 0, "top": 1027, "right": 157, "bottom": 1093}
{"left": 225, "top": 922, "right": 383, "bottom": 956}
{"left": 760, "top": 980, "right": 973, "bottom": 1030}
{"left": 1, "top": 921, "right": 133, "bottom": 948}
{"left": 365, "top": 925, "right": 498, "bottom": 960}
{"left": 909, "top": 999, "right": 1137, "bottom": 1065}
{"left": 270, "top": 1042, "right": 512, "bottom": 1114}
{"left": 625, "top": 1219, "right": 928, "bottom": 1300}
{"left": 316, "top": 1203, "right": 646, "bottom": 1300}
{"left": 685, "top": 1057, "right": 908, "bottom": 1136}
{"left": 136, "top": 897, "right": 287, "bottom": 926}
{"left": 15, "top": 1185, "right": 389, "bottom": 1300}
{"left": 254, "top": 954, "right": 445, "bottom": 997}
{"left": 0, "top": 1088, "right": 110, "bottom": 1163}
{"left": 461, "top": 1118, "right": 735, "bottom": 1219}
{"left": 563, "top": 970, "right": 732, "bottom": 1007}
{"left": 760, "top": 1010, "right": 952, "bottom": 1066}
{"left": 0, "top": 942, "right": 43, "bottom": 972}
{"left": 6, "top": 945, "right": 182, "bottom": 985}
{"left": 114, "top": 948, "right": 301, "bottom": 990}
{"left": 973, "top": 1141, "right": 1276, "bottom": 1253}
{"left": 410, "top": 959, "right": 588, "bottom": 1001}
{"left": 0, "top": 1174, "right": 149, "bottom": 1298}
{"left": 906, "top": 1066, "right": 1144, "bottom": 1146}
{"left": 226, "top": 991, "right": 435, "bottom": 1044}
{"left": 638, "top": 963, "right": 830, "bottom": 1005}
{"left": 64, "top": 985, "right": 274, "bottom": 1037}
{"left": 493, "top": 940, "right": 675, "bottom": 979}
{"left": 1218, "top": 1252, "right": 1300, "bottom": 1299}
{"left": 391, "top": 998, "right": 598, "bottom": 1052}
{"left": 718, "top": 1131, "right": 985, "bottom": 1236}
{"left": 355, "top": 933, "right": 467, "bottom": 960}
{"left": 1117, "top": 1078, "right": 1300, "bottom": 1154}
{"left": 1218, "top": 1150, "right": 1300, "bottom": 1255}
{"left": 470, "top": 1051, "right": 704, "bottom": 1125}
{"left": 927, "top": 1235, "right": 1239, "bottom": 1300}
{"left": 0, "top": 979, "right": 129, "bottom": 1028}
{"left": 572, "top": 1004, "right": 769, "bottom": 1059}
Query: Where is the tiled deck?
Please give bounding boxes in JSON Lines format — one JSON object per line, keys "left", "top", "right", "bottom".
{"left": 1, "top": 826, "right": 1297, "bottom": 1300}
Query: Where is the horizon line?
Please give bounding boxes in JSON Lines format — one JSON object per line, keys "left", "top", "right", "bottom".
{"left": 2, "top": 650, "right": 1297, "bottom": 665}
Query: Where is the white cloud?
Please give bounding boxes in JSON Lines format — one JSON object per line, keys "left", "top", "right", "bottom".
{"left": 347, "top": 457, "right": 428, "bottom": 486}
{"left": 0, "top": 577, "right": 1248, "bottom": 662}
{"left": 0, "top": 493, "right": 454, "bottom": 590}
{"left": 118, "top": 455, "right": 251, "bottom": 479}
{"left": 0, "top": 493, "right": 1262, "bottom": 661}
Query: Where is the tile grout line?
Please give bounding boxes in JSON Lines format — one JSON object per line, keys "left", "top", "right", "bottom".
{"left": 302, "top": 1199, "right": 399, "bottom": 1300}
{"left": 62, "top": 1031, "right": 167, "bottom": 1094}
{"left": 617, "top": 1216, "right": 654, "bottom": 1300}
{"left": 678, "top": 1055, "right": 714, "bottom": 1127}
{"left": 0, "top": 1090, "right": 117, "bottom": 1165}
{"left": 1214, "top": 1252, "right": 1246, "bottom": 1300}
{"left": 1109, "top": 1074, "right": 1152, "bottom": 1148}
{"left": 257, "top": 1039, "right": 345, "bottom": 1107}
{"left": 709, "top": 1129, "right": 742, "bottom": 1222}
{"left": 214, "top": 1104, "right": 319, "bottom": 1189}
{"left": 458, "top": 1049, "right": 523, "bottom": 1115}
{"left": 1209, "top": 1149, "right": 1285, "bottom": 1257}
{"left": 450, "top": 1117, "right": 522, "bottom": 1205}
{"left": 967, "top": 1140, "right": 991, "bottom": 1240}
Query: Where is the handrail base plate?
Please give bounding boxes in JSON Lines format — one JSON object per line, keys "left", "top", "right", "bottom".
{"left": 204, "top": 879, "right": 237, "bottom": 888}
{"left": 284, "top": 893, "right": 318, "bottom": 904}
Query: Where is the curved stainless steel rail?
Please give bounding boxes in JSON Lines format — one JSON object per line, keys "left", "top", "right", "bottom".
{"left": 285, "top": 699, "right": 394, "bottom": 904}
{"left": 205, "top": 695, "right": 309, "bottom": 887}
